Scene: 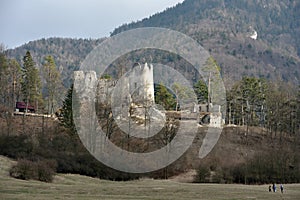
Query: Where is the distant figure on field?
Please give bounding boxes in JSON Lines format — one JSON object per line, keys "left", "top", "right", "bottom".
{"left": 269, "top": 185, "right": 272, "bottom": 192}
{"left": 280, "top": 184, "right": 284, "bottom": 193}
{"left": 272, "top": 183, "right": 277, "bottom": 192}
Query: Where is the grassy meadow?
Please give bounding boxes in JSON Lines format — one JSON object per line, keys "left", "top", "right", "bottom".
{"left": 1, "top": 156, "right": 299, "bottom": 200}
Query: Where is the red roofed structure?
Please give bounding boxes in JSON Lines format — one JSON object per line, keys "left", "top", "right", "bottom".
{"left": 16, "top": 102, "right": 35, "bottom": 113}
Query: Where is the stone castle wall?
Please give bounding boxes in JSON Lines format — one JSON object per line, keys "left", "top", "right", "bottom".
{"left": 74, "top": 62, "right": 223, "bottom": 128}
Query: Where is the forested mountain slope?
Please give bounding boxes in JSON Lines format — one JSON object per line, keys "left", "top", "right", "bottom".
{"left": 6, "top": 37, "right": 104, "bottom": 86}
{"left": 112, "top": 0, "right": 300, "bottom": 86}
{"left": 6, "top": 0, "right": 300, "bottom": 87}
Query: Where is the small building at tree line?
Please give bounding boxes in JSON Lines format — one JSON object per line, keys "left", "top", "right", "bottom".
{"left": 15, "top": 102, "right": 35, "bottom": 113}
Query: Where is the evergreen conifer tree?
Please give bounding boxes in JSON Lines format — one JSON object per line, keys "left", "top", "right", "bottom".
{"left": 21, "top": 51, "right": 42, "bottom": 112}
{"left": 59, "top": 84, "right": 76, "bottom": 133}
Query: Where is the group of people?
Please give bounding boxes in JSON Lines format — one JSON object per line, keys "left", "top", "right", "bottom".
{"left": 268, "top": 183, "right": 284, "bottom": 193}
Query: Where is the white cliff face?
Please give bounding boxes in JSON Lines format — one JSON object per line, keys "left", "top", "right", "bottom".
{"left": 250, "top": 30, "right": 258, "bottom": 40}
{"left": 248, "top": 26, "right": 258, "bottom": 40}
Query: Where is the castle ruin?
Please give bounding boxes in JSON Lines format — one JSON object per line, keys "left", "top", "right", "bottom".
{"left": 74, "top": 62, "right": 223, "bottom": 128}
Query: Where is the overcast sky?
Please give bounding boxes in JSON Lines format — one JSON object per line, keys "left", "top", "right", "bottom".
{"left": 0, "top": 0, "right": 184, "bottom": 49}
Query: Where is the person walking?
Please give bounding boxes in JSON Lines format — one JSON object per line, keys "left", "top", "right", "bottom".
{"left": 280, "top": 184, "right": 284, "bottom": 193}
{"left": 269, "top": 185, "right": 272, "bottom": 192}
{"left": 272, "top": 183, "right": 277, "bottom": 192}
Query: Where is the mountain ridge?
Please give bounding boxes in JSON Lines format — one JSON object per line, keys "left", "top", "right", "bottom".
{"left": 6, "top": 37, "right": 105, "bottom": 87}
{"left": 6, "top": 0, "right": 300, "bottom": 87}
{"left": 111, "top": 0, "right": 300, "bottom": 86}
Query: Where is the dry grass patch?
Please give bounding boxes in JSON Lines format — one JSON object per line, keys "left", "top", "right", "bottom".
{"left": 1, "top": 156, "right": 300, "bottom": 200}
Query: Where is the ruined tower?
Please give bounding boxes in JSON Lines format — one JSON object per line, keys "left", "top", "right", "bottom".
{"left": 129, "top": 62, "right": 155, "bottom": 105}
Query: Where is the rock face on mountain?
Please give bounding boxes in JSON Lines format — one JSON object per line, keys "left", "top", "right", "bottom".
{"left": 6, "top": 0, "right": 300, "bottom": 87}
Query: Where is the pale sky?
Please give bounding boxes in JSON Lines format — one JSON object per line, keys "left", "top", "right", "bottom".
{"left": 0, "top": 0, "right": 184, "bottom": 49}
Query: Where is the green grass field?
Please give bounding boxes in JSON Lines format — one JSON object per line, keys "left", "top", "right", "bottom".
{"left": 1, "top": 156, "right": 299, "bottom": 200}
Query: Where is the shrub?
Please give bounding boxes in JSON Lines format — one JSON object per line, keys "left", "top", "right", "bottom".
{"left": 10, "top": 159, "right": 57, "bottom": 182}
{"left": 36, "top": 160, "right": 57, "bottom": 182}
{"left": 10, "top": 159, "right": 37, "bottom": 180}
{"left": 195, "top": 165, "right": 210, "bottom": 183}
{"left": 0, "top": 135, "right": 33, "bottom": 158}
{"left": 232, "top": 165, "right": 246, "bottom": 184}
